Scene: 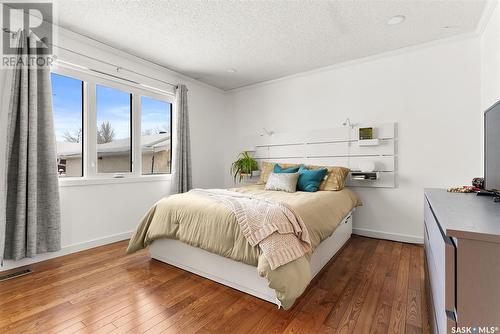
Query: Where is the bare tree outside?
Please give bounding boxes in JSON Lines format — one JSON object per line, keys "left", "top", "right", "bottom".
{"left": 62, "top": 123, "right": 117, "bottom": 144}
{"left": 97, "top": 121, "right": 116, "bottom": 144}
{"left": 62, "top": 128, "right": 83, "bottom": 143}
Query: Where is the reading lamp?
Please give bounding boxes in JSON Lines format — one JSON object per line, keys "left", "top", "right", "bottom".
{"left": 342, "top": 118, "right": 354, "bottom": 128}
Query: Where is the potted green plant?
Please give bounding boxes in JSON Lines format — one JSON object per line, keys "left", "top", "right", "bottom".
{"left": 231, "top": 151, "right": 259, "bottom": 182}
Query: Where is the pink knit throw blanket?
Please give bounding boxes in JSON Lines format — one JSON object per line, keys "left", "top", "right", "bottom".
{"left": 190, "top": 189, "right": 311, "bottom": 270}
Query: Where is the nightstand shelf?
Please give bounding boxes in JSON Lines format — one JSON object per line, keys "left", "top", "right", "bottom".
{"left": 357, "top": 139, "right": 380, "bottom": 146}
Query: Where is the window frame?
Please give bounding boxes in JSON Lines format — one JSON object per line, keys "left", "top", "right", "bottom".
{"left": 139, "top": 93, "right": 174, "bottom": 176}
{"left": 52, "top": 64, "right": 175, "bottom": 187}
{"left": 51, "top": 72, "right": 86, "bottom": 177}
{"left": 93, "top": 81, "right": 134, "bottom": 177}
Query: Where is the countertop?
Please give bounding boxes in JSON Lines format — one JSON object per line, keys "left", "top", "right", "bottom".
{"left": 425, "top": 188, "right": 500, "bottom": 243}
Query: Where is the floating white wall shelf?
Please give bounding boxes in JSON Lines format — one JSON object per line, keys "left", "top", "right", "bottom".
{"left": 241, "top": 122, "right": 397, "bottom": 188}
{"left": 351, "top": 172, "right": 378, "bottom": 181}
{"left": 357, "top": 139, "right": 380, "bottom": 146}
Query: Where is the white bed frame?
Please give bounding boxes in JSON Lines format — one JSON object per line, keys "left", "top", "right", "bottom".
{"left": 150, "top": 123, "right": 393, "bottom": 305}
{"left": 150, "top": 211, "right": 353, "bottom": 307}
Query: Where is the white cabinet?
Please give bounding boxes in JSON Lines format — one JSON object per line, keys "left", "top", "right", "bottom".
{"left": 424, "top": 189, "right": 500, "bottom": 334}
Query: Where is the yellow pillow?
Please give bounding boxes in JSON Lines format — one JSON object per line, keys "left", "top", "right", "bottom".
{"left": 257, "top": 162, "right": 301, "bottom": 184}
{"left": 305, "top": 165, "right": 350, "bottom": 191}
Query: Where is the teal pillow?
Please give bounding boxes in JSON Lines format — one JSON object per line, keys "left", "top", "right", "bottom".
{"left": 273, "top": 164, "right": 300, "bottom": 174}
{"left": 297, "top": 166, "right": 328, "bottom": 192}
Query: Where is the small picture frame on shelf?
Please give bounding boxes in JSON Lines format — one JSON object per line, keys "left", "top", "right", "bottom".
{"left": 359, "top": 127, "right": 373, "bottom": 140}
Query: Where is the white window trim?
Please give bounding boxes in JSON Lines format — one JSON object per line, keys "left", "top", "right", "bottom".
{"left": 58, "top": 174, "right": 172, "bottom": 187}
{"left": 52, "top": 63, "right": 175, "bottom": 186}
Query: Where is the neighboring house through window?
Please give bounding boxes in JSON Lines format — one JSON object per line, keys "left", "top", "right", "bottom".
{"left": 141, "top": 96, "right": 172, "bottom": 175}
{"left": 96, "top": 85, "right": 133, "bottom": 174}
{"left": 51, "top": 68, "right": 173, "bottom": 180}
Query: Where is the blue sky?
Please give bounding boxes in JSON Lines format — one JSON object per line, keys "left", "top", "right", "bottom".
{"left": 96, "top": 84, "right": 131, "bottom": 139}
{"left": 52, "top": 73, "right": 82, "bottom": 142}
{"left": 51, "top": 73, "right": 171, "bottom": 142}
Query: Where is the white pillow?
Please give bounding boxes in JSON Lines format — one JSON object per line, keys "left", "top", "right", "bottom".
{"left": 265, "top": 172, "right": 299, "bottom": 193}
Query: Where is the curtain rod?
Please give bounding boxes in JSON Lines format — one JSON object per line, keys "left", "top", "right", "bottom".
{"left": 1, "top": 28, "right": 179, "bottom": 90}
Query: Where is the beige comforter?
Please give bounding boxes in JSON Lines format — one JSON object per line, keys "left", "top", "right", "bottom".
{"left": 127, "top": 184, "right": 361, "bottom": 309}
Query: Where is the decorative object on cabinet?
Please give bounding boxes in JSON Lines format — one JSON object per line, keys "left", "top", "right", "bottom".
{"left": 472, "top": 177, "right": 485, "bottom": 189}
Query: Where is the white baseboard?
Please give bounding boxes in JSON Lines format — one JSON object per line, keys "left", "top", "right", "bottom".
{"left": 1, "top": 227, "right": 422, "bottom": 272}
{"left": 0, "top": 231, "right": 134, "bottom": 272}
{"left": 353, "top": 228, "right": 424, "bottom": 244}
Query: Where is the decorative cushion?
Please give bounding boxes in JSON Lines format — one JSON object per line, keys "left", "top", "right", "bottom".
{"left": 306, "top": 165, "right": 350, "bottom": 191}
{"left": 258, "top": 162, "right": 300, "bottom": 184}
{"left": 274, "top": 164, "right": 300, "bottom": 174}
{"left": 265, "top": 172, "right": 299, "bottom": 193}
{"left": 258, "top": 162, "right": 349, "bottom": 190}
{"left": 297, "top": 166, "right": 328, "bottom": 192}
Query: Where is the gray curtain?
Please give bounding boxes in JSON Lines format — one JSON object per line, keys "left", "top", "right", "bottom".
{"left": 0, "top": 49, "right": 13, "bottom": 265}
{"left": 171, "top": 84, "right": 192, "bottom": 194}
{"left": 2, "top": 30, "right": 61, "bottom": 262}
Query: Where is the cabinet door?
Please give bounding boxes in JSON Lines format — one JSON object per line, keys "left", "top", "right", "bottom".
{"left": 424, "top": 198, "right": 456, "bottom": 333}
{"left": 457, "top": 238, "right": 500, "bottom": 329}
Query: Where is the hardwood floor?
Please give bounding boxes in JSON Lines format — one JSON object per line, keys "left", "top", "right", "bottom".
{"left": 0, "top": 236, "right": 430, "bottom": 334}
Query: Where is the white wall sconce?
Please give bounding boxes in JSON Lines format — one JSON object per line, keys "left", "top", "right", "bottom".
{"left": 342, "top": 118, "right": 355, "bottom": 129}
{"left": 261, "top": 128, "right": 274, "bottom": 136}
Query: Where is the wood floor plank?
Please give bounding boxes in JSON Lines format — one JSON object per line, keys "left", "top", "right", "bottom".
{"left": 406, "top": 323, "right": 423, "bottom": 334}
{"left": 406, "top": 245, "right": 423, "bottom": 331}
{"left": 352, "top": 240, "right": 394, "bottom": 334}
{"left": 323, "top": 237, "right": 374, "bottom": 329}
{"left": 369, "top": 241, "right": 403, "bottom": 334}
{"left": 406, "top": 289, "right": 423, "bottom": 329}
{"left": 335, "top": 240, "right": 385, "bottom": 334}
{"left": 209, "top": 299, "right": 272, "bottom": 334}
{"left": 199, "top": 295, "right": 258, "bottom": 333}
{"left": 111, "top": 296, "right": 198, "bottom": 334}
{"left": 388, "top": 243, "right": 412, "bottom": 334}
{"left": 161, "top": 288, "right": 242, "bottom": 334}
{"left": 54, "top": 321, "right": 86, "bottom": 334}
{"left": 243, "top": 306, "right": 289, "bottom": 334}
{"left": 0, "top": 236, "right": 429, "bottom": 334}
{"left": 143, "top": 286, "right": 228, "bottom": 334}
{"left": 369, "top": 303, "right": 392, "bottom": 334}
{"left": 420, "top": 246, "right": 432, "bottom": 334}
{"left": 408, "top": 245, "right": 422, "bottom": 291}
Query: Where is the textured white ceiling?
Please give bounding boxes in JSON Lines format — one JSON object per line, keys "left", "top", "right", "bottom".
{"left": 52, "top": 0, "right": 487, "bottom": 90}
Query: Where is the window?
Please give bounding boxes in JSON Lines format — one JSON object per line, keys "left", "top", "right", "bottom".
{"left": 51, "top": 73, "right": 84, "bottom": 177}
{"left": 96, "top": 85, "right": 132, "bottom": 173}
{"left": 50, "top": 67, "right": 173, "bottom": 181}
{"left": 141, "top": 96, "right": 172, "bottom": 175}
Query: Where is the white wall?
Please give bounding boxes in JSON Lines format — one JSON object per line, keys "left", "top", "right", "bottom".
{"left": 226, "top": 37, "right": 483, "bottom": 243}
{"left": 482, "top": 2, "right": 500, "bottom": 110}
{"left": 1, "top": 26, "right": 230, "bottom": 270}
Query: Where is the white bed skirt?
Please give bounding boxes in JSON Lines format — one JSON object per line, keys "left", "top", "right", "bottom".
{"left": 150, "top": 211, "right": 353, "bottom": 307}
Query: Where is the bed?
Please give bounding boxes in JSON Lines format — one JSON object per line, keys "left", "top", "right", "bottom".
{"left": 127, "top": 184, "right": 361, "bottom": 309}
